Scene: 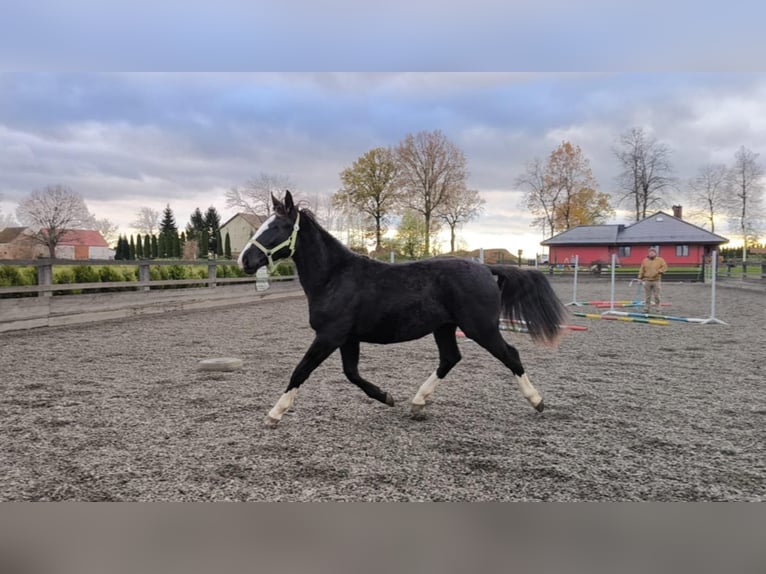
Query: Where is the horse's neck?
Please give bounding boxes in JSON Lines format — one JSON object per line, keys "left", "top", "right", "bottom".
{"left": 293, "top": 213, "right": 352, "bottom": 293}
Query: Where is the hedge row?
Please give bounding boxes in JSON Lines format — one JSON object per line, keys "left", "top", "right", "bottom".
{"left": 0, "top": 264, "right": 253, "bottom": 290}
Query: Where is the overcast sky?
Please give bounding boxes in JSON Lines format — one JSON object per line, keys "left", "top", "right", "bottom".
{"left": 1, "top": 72, "right": 764, "bottom": 255}
{"left": 1, "top": 2, "right": 765, "bottom": 255}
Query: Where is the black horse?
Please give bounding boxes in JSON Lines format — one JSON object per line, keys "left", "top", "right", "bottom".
{"left": 239, "top": 191, "right": 566, "bottom": 427}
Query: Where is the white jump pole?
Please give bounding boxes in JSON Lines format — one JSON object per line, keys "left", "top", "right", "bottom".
{"left": 601, "top": 253, "right": 617, "bottom": 315}
{"left": 566, "top": 255, "right": 581, "bottom": 306}
{"left": 702, "top": 249, "right": 727, "bottom": 325}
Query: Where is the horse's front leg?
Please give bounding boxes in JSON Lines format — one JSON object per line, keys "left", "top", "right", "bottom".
{"left": 266, "top": 337, "right": 338, "bottom": 428}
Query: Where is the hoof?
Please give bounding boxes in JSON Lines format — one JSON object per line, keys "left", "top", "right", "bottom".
{"left": 534, "top": 399, "right": 545, "bottom": 413}
{"left": 384, "top": 392, "right": 395, "bottom": 407}
{"left": 410, "top": 403, "right": 427, "bottom": 420}
{"left": 264, "top": 415, "right": 280, "bottom": 428}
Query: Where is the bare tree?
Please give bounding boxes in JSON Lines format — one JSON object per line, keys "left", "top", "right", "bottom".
{"left": 131, "top": 207, "right": 160, "bottom": 235}
{"left": 727, "top": 146, "right": 764, "bottom": 262}
{"left": 226, "top": 173, "right": 293, "bottom": 217}
{"left": 0, "top": 194, "right": 18, "bottom": 228}
{"left": 15, "top": 185, "right": 93, "bottom": 258}
{"left": 685, "top": 163, "right": 729, "bottom": 232}
{"left": 305, "top": 191, "right": 343, "bottom": 233}
{"left": 439, "top": 187, "right": 485, "bottom": 253}
{"left": 614, "top": 127, "right": 675, "bottom": 221}
{"left": 396, "top": 130, "right": 468, "bottom": 256}
{"left": 516, "top": 157, "right": 558, "bottom": 238}
{"left": 89, "top": 217, "right": 119, "bottom": 244}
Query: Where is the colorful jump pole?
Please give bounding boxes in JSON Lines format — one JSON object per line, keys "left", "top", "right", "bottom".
{"left": 605, "top": 311, "right": 706, "bottom": 324}
{"left": 573, "top": 312, "right": 669, "bottom": 326}
{"left": 500, "top": 319, "right": 587, "bottom": 332}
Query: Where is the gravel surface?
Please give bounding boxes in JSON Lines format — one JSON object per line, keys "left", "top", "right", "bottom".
{"left": 1, "top": 277, "right": 764, "bottom": 501}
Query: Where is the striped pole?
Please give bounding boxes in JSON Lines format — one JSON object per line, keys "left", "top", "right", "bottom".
{"left": 605, "top": 311, "right": 706, "bottom": 324}
{"left": 500, "top": 319, "right": 588, "bottom": 332}
{"left": 573, "top": 311, "right": 669, "bottom": 326}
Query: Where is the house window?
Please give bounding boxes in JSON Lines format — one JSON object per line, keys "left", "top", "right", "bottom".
{"left": 618, "top": 246, "right": 631, "bottom": 257}
{"left": 676, "top": 245, "right": 689, "bottom": 257}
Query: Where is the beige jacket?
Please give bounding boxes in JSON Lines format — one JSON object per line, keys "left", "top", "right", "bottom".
{"left": 638, "top": 256, "right": 668, "bottom": 281}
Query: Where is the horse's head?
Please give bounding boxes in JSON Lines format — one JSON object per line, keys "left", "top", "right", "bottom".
{"left": 238, "top": 190, "right": 300, "bottom": 274}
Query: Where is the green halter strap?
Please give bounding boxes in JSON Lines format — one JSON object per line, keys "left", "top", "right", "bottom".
{"left": 249, "top": 212, "right": 301, "bottom": 273}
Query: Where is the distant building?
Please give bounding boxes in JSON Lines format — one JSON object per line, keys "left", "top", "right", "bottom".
{"left": 220, "top": 213, "right": 267, "bottom": 259}
{"left": 0, "top": 227, "right": 112, "bottom": 260}
{"left": 0, "top": 227, "right": 44, "bottom": 259}
{"left": 541, "top": 207, "right": 729, "bottom": 266}
{"left": 55, "top": 230, "right": 112, "bottom": 259}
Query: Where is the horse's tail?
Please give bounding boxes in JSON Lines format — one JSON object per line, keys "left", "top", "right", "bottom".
{"left": 488, "top": 265, "right": 566, "bottom": 344}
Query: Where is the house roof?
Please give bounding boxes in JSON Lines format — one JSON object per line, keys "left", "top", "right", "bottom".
{"left": 541, "top": 225, "right": 621, "bottom": 245}
{"left": 57, "top": 230, "right": 109, "bottom": 247}
{"left": 541, "top": 211, "right": 728, "bottom": 246}
{"left": 220, "top": 212, "right": 267, "bottom": 229}
{"left": 0, "top": 227, "right": 29, "bottom": 243}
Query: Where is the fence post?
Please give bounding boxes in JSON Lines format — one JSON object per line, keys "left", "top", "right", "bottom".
{"left": 138, "top": 262, "right": 151, "bottom": 292}
{"left": 208, "top": 261, "right": 217, "bottom": 289}
{"left": 38, "top": 261, "right": 52, "bottom": 297}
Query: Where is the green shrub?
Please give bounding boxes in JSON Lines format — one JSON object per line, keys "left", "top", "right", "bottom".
{"left": 167, "top": 264, "right": 187, "bottom": 280}
{"left": 73, "top": 265, "right": 100, "bottom": 283}
{"left": 0, "top": 266, "right": 22, "bottom": 287}
{"left": 20, "top": 267, "right": 37, "bottom": 285}
{"left": 272, "top": 260, "right": 295, "bottom": 277}
{"left": 54, "top": 268, "right": 75, "bottom": 284}
{"left": 99, "top": 266, "right": 124, "bottom": 283}
{"left": 121, "top": 267, "right": 137, "bottom": 282}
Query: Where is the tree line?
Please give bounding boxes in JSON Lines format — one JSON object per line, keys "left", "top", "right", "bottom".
{"left": 2, "top": 126, "right": 764, "bottom": 262}
{"left": 116, "top": 204, "right": 231, "bottom": 260}
{"left": 517, "top": 128, "right": 764, "bottom": 263}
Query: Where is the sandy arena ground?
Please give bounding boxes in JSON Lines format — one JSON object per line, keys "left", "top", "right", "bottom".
{"left": 1, "top": 276, "right": 764, "bottom": 501}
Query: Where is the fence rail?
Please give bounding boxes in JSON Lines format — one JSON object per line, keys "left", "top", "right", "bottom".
{"left": 0, "top": 259, "right": 303, "bottom": 333}
{"left": 0, "top": 258, "right": 297, "bottom": 297}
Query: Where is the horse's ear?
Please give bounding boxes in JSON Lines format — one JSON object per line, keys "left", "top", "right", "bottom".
{"left": 272, "top": 193, "right": 283, "bottom": 214}
{"left": 284, "top": 190, "right": 295, "bottom": 215}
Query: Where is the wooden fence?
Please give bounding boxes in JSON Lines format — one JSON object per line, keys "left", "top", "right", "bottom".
{"left": 0, "top": 259, "right": 303, "bottom": 332}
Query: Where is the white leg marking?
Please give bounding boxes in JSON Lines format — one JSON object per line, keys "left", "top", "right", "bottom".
{"left": 268, "top": 388, "right": 298, "bottom": 421}
{"left": 412, "top": 371, "right": 440, "bottom": 406}
{"left": 515, "top": 373, "right": 542, "bottom": 408}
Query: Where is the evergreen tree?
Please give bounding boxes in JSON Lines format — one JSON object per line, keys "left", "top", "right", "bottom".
{"left": 224, "top": 232, "right": 232, "bottom": 258}
{"left": 151, "top": 235, "right": 158, "bottom": 258}
{"left": 135, "top": 234, "right": 143, "bottom": 259}
{"left": 143, "top": 234, "right": 152, "bottom": 258}
{"left": 115, "top": 236, "right": 124, "bottom": 260}
{"left": 129, "top": 236, "right": 136, "bottom": 260}
{"left": 204, "top": 206, "right": 222, "bottom": 237}
{"left": 173, "top": 233, "right": 181, "bottom": 258}
{"left": 158, "top": 234, "right": 167, "bottom": 258}
{"left": 198, "top": 229, "right": 209, "bottom": 258}
{"left": 185, "top": 208, "right": 206, "bottom": 241}
{"left": 160, "top": 204, "right": 178, "bottom": 234}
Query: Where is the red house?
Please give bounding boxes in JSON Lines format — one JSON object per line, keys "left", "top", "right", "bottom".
{"left": 541, "top": 207, "right": 729, "bottom": 267}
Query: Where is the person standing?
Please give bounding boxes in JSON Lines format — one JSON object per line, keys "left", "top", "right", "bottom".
{"left": 638, "top": 247, "right": 668, "bottom": 313}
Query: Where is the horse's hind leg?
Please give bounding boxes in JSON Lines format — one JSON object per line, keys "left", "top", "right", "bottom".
{"left": 340, "top": 340, "right": 395, "bottom": 407}
{"left": 411, "top": 324, "right": 461, "bottom": 419}
{"left": 470, "top": 329, "right": 544, "bottom": 412}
